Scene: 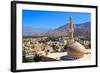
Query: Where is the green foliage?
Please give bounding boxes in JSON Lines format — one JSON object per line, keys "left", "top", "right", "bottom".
{"left": 64, "top": 44, "right": 68, "bottom": 50}
{"left": 80, "top": 36, "right": 90, "bottom": 41}
{"left": 45, "top": 36, "right": 59, "bottom": 41}
{"left": 23, "top": 58, "right": 33, "bottom": 63}
{"left": 89, "top": 42, "right": 91, "bottom": 48}
{"left": 85, "top": 36, "right": 91, "bottom": 41}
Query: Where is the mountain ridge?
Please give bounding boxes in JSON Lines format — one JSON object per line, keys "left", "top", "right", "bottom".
{"left": 23, "top": 21, "right": 91, "bottom": 37}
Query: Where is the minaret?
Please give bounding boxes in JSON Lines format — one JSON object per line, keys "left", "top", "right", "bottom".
{"left": 68, "top": 16, "right": 74, "bottom": 43}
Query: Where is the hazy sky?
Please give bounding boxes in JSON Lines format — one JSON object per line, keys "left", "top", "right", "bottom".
{"left": 22, "top": 10, "right": 91, "bottom": 29}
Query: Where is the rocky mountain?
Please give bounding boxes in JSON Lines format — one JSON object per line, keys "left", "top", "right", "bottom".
{"left": 23, "top": 22, "right": 91, "bottom": 37}
{"left": 44, "top": 22, "right": 91, "bottom": 37}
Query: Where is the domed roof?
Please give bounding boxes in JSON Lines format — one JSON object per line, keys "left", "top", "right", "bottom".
{"left": 67, "top": 41, "right": 87, "bottom": 58}
{"left": 69, "top": 41, "right": 87, "bottom": 53}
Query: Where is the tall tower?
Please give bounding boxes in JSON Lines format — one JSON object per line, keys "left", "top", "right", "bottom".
{"left": 68, "top": 16, "right": 74, "bottom": 42}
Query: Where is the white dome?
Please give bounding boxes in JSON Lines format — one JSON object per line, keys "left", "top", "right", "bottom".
{"left": 67, "top": 41, "right": 87, "bottom": 58}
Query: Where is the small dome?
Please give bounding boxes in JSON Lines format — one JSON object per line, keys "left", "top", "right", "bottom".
{"left": 67, "top": 41, "right": 87, "bottom": 58}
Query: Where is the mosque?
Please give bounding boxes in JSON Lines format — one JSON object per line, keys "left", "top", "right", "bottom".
{"left": 67, "top": 16, "right": 87, "bottom": 59}
{"left": 41, "top": 16, "right": 89, "bottom": 61}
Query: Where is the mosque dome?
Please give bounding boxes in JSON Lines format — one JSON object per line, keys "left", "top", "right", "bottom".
{"left": 67, "top": 41, "right": 87, "bottom": 58}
